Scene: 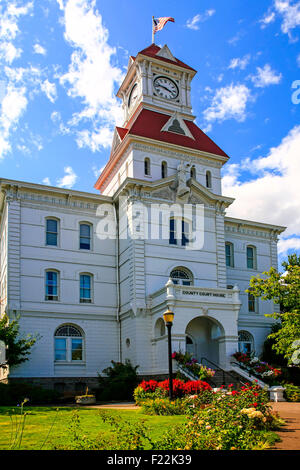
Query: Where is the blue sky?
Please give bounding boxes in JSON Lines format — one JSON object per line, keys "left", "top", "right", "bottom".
{"left": 0, "top": 0, "right": 300, "bottom": 266}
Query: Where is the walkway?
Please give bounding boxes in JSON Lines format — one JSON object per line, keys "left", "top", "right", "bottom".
{"left": 270, "top": 402, "right": 300, "bottom": 450}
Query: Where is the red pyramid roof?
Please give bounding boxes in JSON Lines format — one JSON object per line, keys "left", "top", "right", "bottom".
{"left": 121, "top": 109, "right": 228, "bottom": 158}
{"left": 137, "top": 44, "right": 196, "bottom": 72}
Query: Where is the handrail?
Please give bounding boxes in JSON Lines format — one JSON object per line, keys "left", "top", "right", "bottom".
{"left": 176, "top": 363, "right": 217, "bottom": 387}
{"left": 200, "top": 357, "right": 247, "bottom": 387}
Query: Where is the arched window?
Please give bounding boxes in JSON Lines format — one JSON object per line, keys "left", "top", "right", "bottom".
{"left": 154, "top": 318, "right": 166, "bottom": 337}
{"left": 206, "top": 170, "right": 212, "bottom": 188}
{"left": 144, "top": 158, "right": 151, "bottom": 176}
{"left": 161, "top": 161, "right": 167, "bottom": 179}
{"left": 54, "top": 324, "right": 84, "bottom": 362}
{"left": 170, "top": 267, "right": 193, "bottom": 286}
{"left": 225, "top": 242, "right": 234, "bottom": 267}
{"left": 238, "top": 331, "right": 254, "bottom": 354}
{"left": 80, "top": 273, "right": 93, "bottom": 303}
{"left": 190, "top": 166, "right": 196, "bottom": 179}
{"left": 169, "top": 218, "right": 190, "bottom": 246}
{"left": 79, "top": 223, "right": 92, "bottom": 250}
{"left": 46, "top": 218, "right": 59, "bottom": 246}
{"left": 45, "top": 270, "right": 59, "bottom": 301}
{"left": 247, "top": 245, "right": 257, "bottom": 269}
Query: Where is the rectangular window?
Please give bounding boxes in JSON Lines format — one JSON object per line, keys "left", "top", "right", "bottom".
{"left": 182, "top": 220, "right": 190, "bottom": 247}
{"left": 71, "top": 338, "right": 83, "bottom": 360}
{"left": 45, "top": 271, "right": 58, "bottom": 301}
{"left": 169, "top": 219, "right": 177, "bottom": 245}
{"left": 80, "top": 275, "right": 92, "bottom": 303}
{"left": 54, "top": 338, "right": 66, "bottom": 361}
{"left": 226, "top": 243, "right": 234, "bottom": 267}
{"left": 80, "top": 224, "right": 91, "bottom": 250}
{"left": 247, "top": 247, "right": 255, "bottom": 269}
{"left": 46, "top": 219, "right": 58, "bottom": 246}
{"left": 248, "top": 293, "right": 256, "bottom": 312}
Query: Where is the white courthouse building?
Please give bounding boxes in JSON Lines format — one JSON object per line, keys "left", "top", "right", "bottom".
{"left": 0, "top": 44, "right": 286, "bottom": 391}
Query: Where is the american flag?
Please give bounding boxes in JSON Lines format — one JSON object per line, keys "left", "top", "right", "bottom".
{"left": 153, "top": 17, "right": 175, "bottom": 34}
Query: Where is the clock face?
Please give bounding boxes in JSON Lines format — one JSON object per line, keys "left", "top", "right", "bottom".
{"left": 153, "top": 76, "right": 179, "bottom": 100}
{"left": 128, "top": 83, "right": 138, "bottom": 108}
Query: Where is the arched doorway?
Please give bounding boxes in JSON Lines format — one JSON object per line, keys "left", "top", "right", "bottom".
{"left": 185, "top": 316, "right": 223, "bottom": 365}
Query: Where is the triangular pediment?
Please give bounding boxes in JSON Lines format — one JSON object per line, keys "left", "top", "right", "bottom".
{"left": 156, "top": 44, "right": 176, "bottom": 61}
{"left": 160, "top": 112, "right": 195, "bottom": 139}
{"left": 111, "top": 128, "right": 121, "bottom": 154}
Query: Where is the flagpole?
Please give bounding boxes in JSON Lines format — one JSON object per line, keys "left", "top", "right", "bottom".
{"left": 152, "top": 16, "right": 155, "bottom": 44}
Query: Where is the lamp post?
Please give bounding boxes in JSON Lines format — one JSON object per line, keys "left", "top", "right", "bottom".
{"left": 163, "top": 307, "right": 174, "bottom": 400}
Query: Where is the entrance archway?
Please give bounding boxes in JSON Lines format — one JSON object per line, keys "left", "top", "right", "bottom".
{"left": 185, "top": 316, "right": 223, "bottom": 365}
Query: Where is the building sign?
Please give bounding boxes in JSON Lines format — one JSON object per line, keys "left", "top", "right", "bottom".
{"left": 182, "top": 290, "right": 227, "bottom": 298}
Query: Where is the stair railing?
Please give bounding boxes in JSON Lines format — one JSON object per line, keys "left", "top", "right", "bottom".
{"left": 200, "top": 357, "right": 247, "bottom": 387}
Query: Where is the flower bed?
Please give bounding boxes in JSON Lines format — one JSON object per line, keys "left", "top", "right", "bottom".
{"left": 172, "top": 351, "right": 215, "bottom": 380}
{"left": 232, "top": 352, "right": 282, "bottom": 384}
{"left": 134, "top": 378, "right": 212, "bottom": 407}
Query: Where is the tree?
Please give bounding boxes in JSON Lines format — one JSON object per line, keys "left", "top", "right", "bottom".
{"left": 247, "top": 254, "right": 300, "bottom": 363}
{"left": 0, "top": 315, "right": 37, "bottom": 368}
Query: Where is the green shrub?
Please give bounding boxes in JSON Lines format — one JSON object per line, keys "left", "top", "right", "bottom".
{"left": 0, "top": 382, "right": 60, "bottom": 405}
{"left": 284, "top": 383, "right": 300, "bottom": 402}
{"left": 140, "top": 397, "right": 187, "bottom": 415}
{"left": 97, "top": 360, "right": 139, "bottom": 401}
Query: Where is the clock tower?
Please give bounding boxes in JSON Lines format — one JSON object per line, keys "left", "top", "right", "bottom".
{"left": 95, "top": 43, "right": 229, "bottom": 196}
{"left": 117, "top": 44, "right": 197, "bottom": 125}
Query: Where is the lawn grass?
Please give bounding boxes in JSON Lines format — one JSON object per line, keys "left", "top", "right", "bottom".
{"left": 0, "top": 406, "right": 186, "bottom": 450}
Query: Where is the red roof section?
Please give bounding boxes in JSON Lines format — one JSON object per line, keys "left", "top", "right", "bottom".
{"left": 137, "top": 44, "right": 196, "bottom": 72}
{"left": 120, "top": 109, "right": 228, "bottom": 158}
{"left": 116, "top": 126, "right": 128, "bottom": 140}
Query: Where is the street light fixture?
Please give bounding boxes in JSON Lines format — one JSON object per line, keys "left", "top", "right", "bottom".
{"left": 163, "top": 307, "right": 174, "bottom": 400}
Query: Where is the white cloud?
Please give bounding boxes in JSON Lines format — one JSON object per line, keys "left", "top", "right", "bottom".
{"left": 278, "top": 237, "right": 300, "bottom": 254}
{"left": 41, "top": 79, "right": 57, "bottom": 103}
{"left": 33, "top": 43, "right": 47, "bottom": 55}
{"left": 0, "top": 41, "right": 22, "bottom": 63}
{"left": 222, "top": 125, "right": 300, "bottom": 257}
{"left": 56, "top": 166, "right": 78, "bottom": 188}
{"left": 250, "top": 64, "right": 282, "bottom": 88}
{"left": 57, "top": 0, "right": 124, "bottom": 151}
{"left": 0, "top": 85, "right": 28, "bottom": 158}
{"left": 228, "top": 54, "right": 251, "bottom": 70}
{"left": 261, "top": 1, "right": 300, "bottom": 39}
{"left": 260, "top": 10, "right": 276, "bottom": 28}
{"left": 297, "top": 54, "right": 300, "bottom": 66}
{"left": 186, "top": 10, "right": 216, "bottom": 30}
{"left": 92, "top": 165, "right": 105, "bottom": 178}
{"left": 42, "top": 177, "right": 51, "bottom": 185}
{"left": 203, "top": 83, "right": 252, "bottom": 124}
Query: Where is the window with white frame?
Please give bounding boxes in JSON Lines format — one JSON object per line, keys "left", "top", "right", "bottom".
{"left": 54, "top": 325, "right": 84, "bottom": 362}
{"left": 248, "top": 291, "right": 257, "bottom": 313}
{"left": 45, "top": 270, "right": 59, "bottom": 301}
{"left": 46, "top": 218, "right": 59, "bottom": 246}
{"left": 170, "top": 267, "right": 193, "bottom": 286}
{"left": 206, "top": 170, "right": 212, "bottom": 188}
{"left": 225, "top": 242, "right": 234, "bottom": 267}
{"left": 161, "top": 161, "right": 167, "bottom": 179}
{"left": 80, "top": 273, "right": 92, "bottom": 303}
{"left": 144, "top": 157, "right": 151, "bottom": 176}
{"left": 169, "top": 218, "right": 190, "bottom": 246}
{"left": 246, "top": 245, "right": 257, "bottom": 270}
{"left": 79, "top": 223, "right": 92, "bottom": 250}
